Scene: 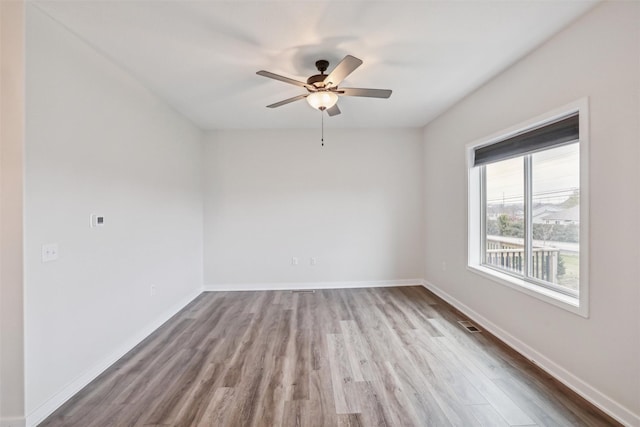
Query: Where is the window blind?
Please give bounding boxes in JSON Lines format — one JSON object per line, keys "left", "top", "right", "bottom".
{"left": 474, "top": 113, "right": 579, "bottom": 166}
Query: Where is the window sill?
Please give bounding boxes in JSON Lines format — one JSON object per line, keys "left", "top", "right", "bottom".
{"left": 467, "top": 264, "right": 587, "bottom": 318}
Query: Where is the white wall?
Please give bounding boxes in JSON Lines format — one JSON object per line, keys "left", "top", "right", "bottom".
{"left": 24, "top": 5, "right": 204, "bottom": 423}
{"left": 422, "top": 2, "right": 639, "bottom": 425}
{"left": 204, "top": 128, "right": 424, "bottom": 288}
{"left": 0, "top": 2, "right": 26, "bottom": 426}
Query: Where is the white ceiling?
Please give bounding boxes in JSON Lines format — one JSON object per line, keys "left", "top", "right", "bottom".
{"left": 32, "top": 1, "right": 598, "bottom": 130}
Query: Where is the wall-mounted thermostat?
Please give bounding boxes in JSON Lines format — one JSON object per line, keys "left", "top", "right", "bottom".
{"left": 90, "top": 214, "right": 105, "bottom": 227}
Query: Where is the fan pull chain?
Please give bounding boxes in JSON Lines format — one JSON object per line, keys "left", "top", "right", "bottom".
{"left": 321, "top": 111, "right": 324, "bottom": 147}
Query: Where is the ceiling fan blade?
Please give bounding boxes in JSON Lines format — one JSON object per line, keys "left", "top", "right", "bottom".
{"left": 326, "top": 104, "right": 341, "bottom": 117}
{"left": 340, "top": 88, "right": 392, "bottom": 98}
{"left": 266, "top": 94, "right": 307, "bottom": 108}
{"left": 257, "top": 70, "right": 315, "bottom": 90}
{"left": 324, "top": 55, "right": 363, "bottom": 87}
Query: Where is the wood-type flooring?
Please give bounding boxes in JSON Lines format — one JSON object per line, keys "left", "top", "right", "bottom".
{"left": 40, "top": 286, "right": 620, "bottom": 426}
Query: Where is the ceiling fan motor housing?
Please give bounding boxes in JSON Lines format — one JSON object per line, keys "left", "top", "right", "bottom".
{"left": 307, "top": 59, "right": 331, "bottom": 88}
{"left": 315, "top": 59, "right": 329, "bottom": 73}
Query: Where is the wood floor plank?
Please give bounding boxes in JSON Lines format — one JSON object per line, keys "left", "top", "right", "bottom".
{"left": 392, "top": 288, "right": 444, "bottom": 336}
{"left": 430, "top": 336, "right": 536, "bottom": 426}
{"left": 295, "top": 292, "right": 314, "bottom": 331}
{"left": 326, "top": 333, "right": 359, "bottom": 414}
{"left": 407, "top": 328, "right": 487, "bottom": 406}
{"left": 333, "top": 289, "right": 355, "bottom": 321}
{"left": 283, "top": 399, "right": 340, "bottom": 427}
{"left": 350, "top": 290, "right": 387, "bottom": 331}
{"left": 39, "top": 286, "right": 621, "bottom": 427}
{"left": 429, "top": 317, "right": 510, "bottom": 380}
{"left": 336, "top": 413, "right": 365, "bottom": 427}
{"left": 308, "top": 369, "right": 338, "bottom": 424}
{"left": 493, "top": 376, "right": 592, "bottom": 427}
{"left": 172, "top": 361, "right": 226, "bottom": 427}
{"left": 386, "top": 354, "right": 473, "bottom": 426}
{"left": 468, "top": 404, "right": 515, "bottom": 427}
{"left": 351, "top": 381, "right": 395, "bottom": 427}
{"left": 375, "top": 360, "right": 430, "bottom": 426}
{"left": 340, "top": 320, "right": 375, "bottom": 382}
{"left": 221, "top": 296, "right": 277, "bottom": 387}
{"left": 199, "top": 386, "right": 237, "bottom": 426}
{"left": 143, "top": 348, "right": 210, "bottom": 425}
{"left": 291, "top": 328, "right": 311, "bottom": 400}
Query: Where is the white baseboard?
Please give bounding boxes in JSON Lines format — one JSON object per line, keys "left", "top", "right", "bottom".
{"left": 422, "top": 279, "right": 639, "bottom": 427}
{"left": 203, "top": 278, "right": 422, "bottom": 292}
{"left": 0, "top": 417, "right": 26, "bottom": 427}
{"left": 25, "top": 288, "right": 202, "bottom": 427}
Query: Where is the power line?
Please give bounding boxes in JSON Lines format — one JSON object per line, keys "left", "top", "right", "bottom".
{"left": 487, "top": 187, "right": 578, "bottom": 204}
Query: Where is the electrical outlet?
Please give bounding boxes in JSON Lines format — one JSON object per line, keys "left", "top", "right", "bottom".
{"left": 42, "top": 243, "right": 59, "bottom": 262}
{"left": 291, "top": 257, "right": 298, "bottom": 266}
{"left": 310, "top": 257, "right": 317, "bottom": 266}
{"left": 441, "top": 261, "right": 447, "bottom": 271}
{"left": 150, "top": 285, "right": 157, "bottom": 296}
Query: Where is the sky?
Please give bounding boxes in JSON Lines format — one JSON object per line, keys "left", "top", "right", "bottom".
{"left": 485, "top": 143, "right": 579, "bottom": 205}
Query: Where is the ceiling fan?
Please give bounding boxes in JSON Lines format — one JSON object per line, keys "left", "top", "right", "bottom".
{"left": 257, "top": 55, "right": 392, "bottom": 116}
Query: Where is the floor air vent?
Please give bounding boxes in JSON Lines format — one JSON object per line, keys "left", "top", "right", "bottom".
{"left": 458, "top": 320, "right": 481, "bottom": 333}
{"left": 291, "top": 290, "right": 316, "bottom": 294}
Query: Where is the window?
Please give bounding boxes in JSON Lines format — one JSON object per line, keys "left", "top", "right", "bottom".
{"left": 467, "top": 100, "right": 588, "bottom": 316}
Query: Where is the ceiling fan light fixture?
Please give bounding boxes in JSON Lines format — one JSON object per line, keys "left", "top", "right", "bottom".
{"left": 306, "top": 91, "right": 338, "bottom": 111}
{"left": 257, "top": 55, "right": 391, "bottom": 117}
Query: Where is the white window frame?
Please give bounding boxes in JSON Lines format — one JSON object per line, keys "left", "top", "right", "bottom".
{"left": 466, "top": 98, "right": 589, "bottom": 317}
